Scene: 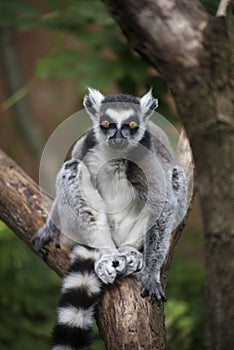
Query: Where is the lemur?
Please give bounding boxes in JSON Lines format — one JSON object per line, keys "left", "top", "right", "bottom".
{"left": 32, "top": 88, "right": 188, "bottom": 350}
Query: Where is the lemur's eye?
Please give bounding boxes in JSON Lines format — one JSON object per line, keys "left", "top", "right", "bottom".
{"left": 101, "top": 120, "right": 110, "bottom": 128}
{"left": 129, "top": 121, "right": 138, "bottom": 129}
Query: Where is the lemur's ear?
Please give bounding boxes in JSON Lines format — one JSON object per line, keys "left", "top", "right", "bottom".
{"left": 83, "top": 88, "right": 105, "bottom": 120}
{"left": 140, "top": 88, "right": 158, "bottom": 120}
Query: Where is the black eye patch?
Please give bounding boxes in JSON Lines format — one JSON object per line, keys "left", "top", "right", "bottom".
{"left": 99, "top": 115, "right": 116, "bottom": 133}
{"left": 122, "top": 116, "right": 140, "bottom": 127}
{"left": 121, "top": 116, "right": 139, "bottom": 134}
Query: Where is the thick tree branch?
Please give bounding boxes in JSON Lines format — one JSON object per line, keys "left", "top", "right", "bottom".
{"left": 102, "top": 0, "right": 209, "bottom": 93}
{"left": 0, "top": 148, "right": 70, "bottom": 276}
{"left": 216, "top": 0, "right": 231, "bottom": 16}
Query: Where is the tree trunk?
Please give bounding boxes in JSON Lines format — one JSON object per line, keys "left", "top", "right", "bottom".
{"left": 0, "top": 124, "right": 193, "bottom": 350}
{"left": 96, "top": 278, "right": 166, "bottom": 350}
{"left": 102, "top": 1, "right": 234, "bottom": 349}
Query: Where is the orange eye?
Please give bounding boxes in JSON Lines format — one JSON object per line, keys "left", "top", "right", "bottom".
{"left": 129, "top": 121, "right": 138, "bottom": 129}
{"left": 101, "top": 120, "right": 110, "bottom": 128}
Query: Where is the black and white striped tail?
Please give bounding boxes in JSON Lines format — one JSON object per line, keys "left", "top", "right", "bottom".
{"left": 52, "top": 246, "right": 102, "bottom": 350}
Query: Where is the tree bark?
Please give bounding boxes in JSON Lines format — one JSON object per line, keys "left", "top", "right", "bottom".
{"left": 102, "top": 1, "right": 234, "bottom": 349}
{"left": 0, "top": 125, "right": 193, "bottom": 350}
{"left": 0, "top": 148, "right": 70, "bottom": 276}
{"left": 96, "top": 278, "right": 166, "bottom": 350}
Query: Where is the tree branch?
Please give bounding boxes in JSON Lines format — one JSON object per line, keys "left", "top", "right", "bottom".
{"left": 0, "top": 148, "right": 70, "bottom": 276}
{"left": 216, "top": 0, "right": 231, "bottom": 16}
{"left": 102, "top": 0, "right": 209, "bottom": 93}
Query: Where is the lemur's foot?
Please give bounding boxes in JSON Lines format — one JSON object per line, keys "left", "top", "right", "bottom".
{"left": 120, "top": 249, "right": 143, "bottom": 276}
{"left": 31, "top": 221, "right": 60, "bottom": 260}
{"left": 137, "top": 269, "right": 167, "bottom": 306}
{"left": 95, "top": 254, "right": 127, "bottom": 284}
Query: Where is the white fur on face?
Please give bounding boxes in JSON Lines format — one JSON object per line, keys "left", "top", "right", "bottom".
{"left": 104, "top": 108, "right": 135, "bottom": 125}
{"left": 93, "top": 107, "right": 147, "bottom": 144}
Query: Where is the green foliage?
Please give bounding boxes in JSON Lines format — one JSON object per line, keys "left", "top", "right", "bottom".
{"left": 32, "top": 0, "right": 154, "bottom": 93}
{"left": 199, "top": 0, "right": 220, "bottom": 15}
{"left": 0, "top": 221, "right": 60, "bottom": 350}
{"left": 165, "top": 256, "right": 205, "bottom": 350}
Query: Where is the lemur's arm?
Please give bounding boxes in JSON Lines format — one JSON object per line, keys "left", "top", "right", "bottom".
{"left": 137, "top": 166, "right": 187, "bottom": 304}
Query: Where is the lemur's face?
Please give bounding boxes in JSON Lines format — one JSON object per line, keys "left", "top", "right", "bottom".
{"left": 83, "top": 88, "right": 158, "bottom": 149}
{"left": 97, "top": 105, "right": 144, "bottom": 149}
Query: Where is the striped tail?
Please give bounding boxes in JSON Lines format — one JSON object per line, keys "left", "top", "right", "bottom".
{"left": 52, "top": 245, "right": 102, "bottom": 350}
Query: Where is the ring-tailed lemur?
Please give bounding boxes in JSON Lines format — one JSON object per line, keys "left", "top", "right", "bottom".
{"left": 32, "top": 88, "right": 188, "bottom": 350}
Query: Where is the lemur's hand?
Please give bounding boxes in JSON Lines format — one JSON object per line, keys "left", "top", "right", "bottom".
{"left": 95, "top": 254, "right": 127, "bottom": 284}
{"left": 136, "top": 268, "right": 167, "bottom": 306}
{"left": 119, "top": 249, "right": 143, "bottom": 276}
{"left": 95, "top": 250, "right": 143, "bottom": 284}
{"left": 31, "top": 221, "right": 60, "bottom": 260}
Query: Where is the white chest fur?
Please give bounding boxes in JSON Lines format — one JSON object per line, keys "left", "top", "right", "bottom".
{"left": 80, "top": 145, "right": 147, "bottom": 248}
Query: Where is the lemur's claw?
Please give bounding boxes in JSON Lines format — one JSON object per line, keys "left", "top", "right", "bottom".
{"left": 137, "top": 270, "right": 167, "bottom": 306}
{"left": 53, "top": 235, "right": 61, "bottom": 249}
{"left": 141, "top": 286, "right": 167, "bottom": 306}
{"left": 31, "top": 232, "right": 49, "bottom": 260}
{"left": 40, "top": 247, "right": 49, "bottom": 261}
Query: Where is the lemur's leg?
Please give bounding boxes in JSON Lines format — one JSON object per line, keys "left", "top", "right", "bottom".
{"left": 32, "top": 159, "right": 82, "bottom": 258}
{"left": 137, "top": 221, "right": 171, "bottom": 305}
{"left": 32, "top": 159, "right": 129, "bottom": 283}
{"left": 137, "top": 166, "right": 187, "bottom": 305}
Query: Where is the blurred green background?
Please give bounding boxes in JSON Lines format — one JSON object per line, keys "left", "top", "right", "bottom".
{"left": 0, "top": 0, "right": 219, "bottom": 349}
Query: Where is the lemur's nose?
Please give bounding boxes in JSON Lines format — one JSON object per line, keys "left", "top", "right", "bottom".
{"left": 110, "top": 128, "right": 126, "bottom": 142}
